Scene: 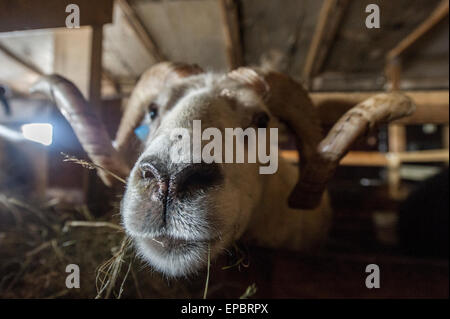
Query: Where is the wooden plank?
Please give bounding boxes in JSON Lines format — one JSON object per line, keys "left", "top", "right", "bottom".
{"left": 385, "top": 58, "right": 402, "bottom": 91}
{"left": 387, "top": 0, "right": 449, "bottom": 61}
{"left": 88, "top": 26, "right": 103, "bottom": 114}
{"left": 385, "top": 56, "right": 406, "bottom": 198}
{"left": 0, "top": 0, "right": 113, "bottom": 32}
{"left": 116, "top": 0, "right": 163, "bottom": 62}
{"left": 443, "top": 125, "right": 449, "bottom": 149}
{"left": 0, "top": 43, "right": 44, "bottom": 76}
{"left": 322, "top": 1, "right": 447, "bottom": 77}
{"left": 385, "top": 59, "right": 404, "bottom": 152}
{"left": 53, "top": 28, "right": 92, "bottom": 97}
{"left": 388, "top": 125, "right": 406, "bottom": 152}
{"left": 311, "top": 90, "right": 449, "bottom": 125}
{"left": 281, "top": 150, "right": 388, "bottom": 166}
{"left": 311, "top": 0, "right": 348, "bottom": 77}
{"left": 302, "top": 0, "right": 349, "bottom": 86}
{"left": 396, "top": 149, "right": 449, "bottom": 162}
{"left": 103, "top": 2, "right": 157, "bottom": 80}
{"left": 0, "top": 30, "right": 118, "bottom": 96}
{"left": 240, "top": 0, "right": 323, "bottom": 77}
{"left": 281, "top": 150, "right": 449, "bottom": 166}
{"left": 443, "top": 124, "right": 449, "bottom": 165}
{"left": 132, "top": 0, "right": 228, "bottom": 71}
{"left": 53, "top": 28, "right": 92, "bottom": 197}
{"left": 219, "top": 0, "right": 243, "bottom": 69}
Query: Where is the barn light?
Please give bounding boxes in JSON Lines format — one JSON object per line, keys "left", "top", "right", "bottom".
{"left": 21, "top": 123, "right": 53, "bottom": 146}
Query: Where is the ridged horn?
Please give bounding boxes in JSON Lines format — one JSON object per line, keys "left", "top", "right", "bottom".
{"left": 296, "top": 92, "right": 415, "bottom": 208}
{"left": 229, "top": 68, "right": 415, "bottom": 209}
{"left": 30, "top": 75, "right": 130, "bottom": 187}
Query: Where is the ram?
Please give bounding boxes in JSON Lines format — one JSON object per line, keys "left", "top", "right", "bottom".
{"left": 31, "top": 62, "right": 414, "bottom": 277}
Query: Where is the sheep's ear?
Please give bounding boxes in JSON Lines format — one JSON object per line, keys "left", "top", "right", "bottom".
{"left": 114, "top": 62, "right": 203, "bottom": 161}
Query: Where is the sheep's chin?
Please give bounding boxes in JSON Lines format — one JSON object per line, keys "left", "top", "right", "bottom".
{"left": 134, "top": 236, "right": 216, "bottom": 278}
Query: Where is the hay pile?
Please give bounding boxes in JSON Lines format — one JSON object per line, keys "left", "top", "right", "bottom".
{"left": 0, "top": 193, "right": 255, "bottom": 299}
{"left": 0, "top": 193, "right": 201, "bottom": 298}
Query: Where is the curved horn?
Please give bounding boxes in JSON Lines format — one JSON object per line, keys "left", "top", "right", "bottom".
{"left": 229, "top": 68, "right": 323, "bottom": 209}
{"left": 114, "top": 62, "right": 203, "bottom": 159}
{"left": 295, "top": 92, "right": 415, "bottom": 208}
{"left": 30, "top": 75, "right": 130, "bottom": 187}
{"left": 229, "top": 68, "right": 415, "bottom": 210}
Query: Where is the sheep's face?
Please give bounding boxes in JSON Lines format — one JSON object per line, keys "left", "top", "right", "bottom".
{"left": 121, "top": 74, "right": 276, "bottom": 277}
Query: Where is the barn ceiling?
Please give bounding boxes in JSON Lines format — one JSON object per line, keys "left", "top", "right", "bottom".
{"left": 0, "top": 0, "right": 448, "bottom": 97}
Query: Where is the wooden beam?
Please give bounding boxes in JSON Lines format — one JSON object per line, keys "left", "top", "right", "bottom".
{"left": 302, "top": 0, "right": 349, "bottom": 86}
{"left": 0, "top": 0, "right": 113, "bottom": 32}
{"left": 443, "top": 125, "right": 449, "bottom": 150}
{"left": 388, "top": 125, "right": 407, "bottom": 152}
{"left": 443, "top": 125, "right": 449, "bottom": 165}
{"left": 282, "top": 150, "right": 388, "bottom": 166}
{"left": 281, "top": 150, "right": 450, "bottom": 167}
{"left": 395, "top": 149, "right": 450, "bottom": 163}
{"left": 0, "top": 32, "right": 118, "bottom": 97}
{"left": 53, "top": 28, "right": 91, "bottom": 97}
{"left": 311, "top": 90, "right": 449, "bottom": 125}
{"left": 385, "top": 57, "right": 405, "bottom": 198}
{"left": 219, "top": 0, "right": 243, "bottom": 70}
{"left": 387, "top": 0, "right": 449, "bottom": 61}
{"left": 0, "top": 43, "right": 44, "bottom": 75}
{"left": 88, "top": 25, "right": 104, "bottom": 113}
{"left": 385, "top": 58, "right": 402, "bottom": 91}
{"left": 116, "top": 0, "right": 163, "bottom": 62}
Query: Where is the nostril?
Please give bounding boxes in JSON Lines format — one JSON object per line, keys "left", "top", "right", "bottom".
{"left": 142, "top": 169, "right": 154, "bottom": 180}
{"left": 187, "top": 170, "right": 218, "bottom": 188}
{"left": 138, "top": 160, "right": 169, "bottom": 203}
{"left": 174, "top": 163, "right": 223, "bottom": 195}
{"left": 139, "top": 162, "right": 157, "bottom": 180}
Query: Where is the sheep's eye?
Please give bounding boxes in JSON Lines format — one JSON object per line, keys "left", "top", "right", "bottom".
{"left": 149, "top": 103, "right": 158, "bottom": 120}
{"left": 253, "top": 112, "right": 270, "bottom": 128}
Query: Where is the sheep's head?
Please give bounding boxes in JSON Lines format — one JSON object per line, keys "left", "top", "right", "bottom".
{"left": 31, "top": 62, "right": 415, "bottom": 278}
{"left": 122, "top": 73, "right": 281, "bottom": 277}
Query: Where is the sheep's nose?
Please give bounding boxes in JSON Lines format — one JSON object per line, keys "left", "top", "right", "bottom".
{"left": 138, "top": 160, "right": 223, "bottom": 200}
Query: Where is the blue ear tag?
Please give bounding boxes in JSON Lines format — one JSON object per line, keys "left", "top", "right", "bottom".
{"left": 134, "top": 124, "right": 149, "bottom": 142}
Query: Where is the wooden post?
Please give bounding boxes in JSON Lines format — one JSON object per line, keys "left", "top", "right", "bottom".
{"left": 88, "top": 25, "right": 104, "bottom": 115}
{"left": 386, "top": 0, "right": 449, "bottom": 61}
{"left": 219, "top": 0, "right": 243, "bottom": 70}
{"left": 383, "top": 0, "right": 449, "bottom": 198}
{"left": 386, "top": 58, "right": 406, "bottom": 199}
{"left": 53, "top": 27, "right": 105, "bottom": 203}
{"left": 302, "top": 0, "right": 349, "bottom": 88}
{"left": 0, "top": 43, "right": 44, "bottom": 76}
{"left": 443, "top": 125, "right": 449, "bottom": 165}
{"left": 86, "top": 25, "right": 110, "bottom": 209}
